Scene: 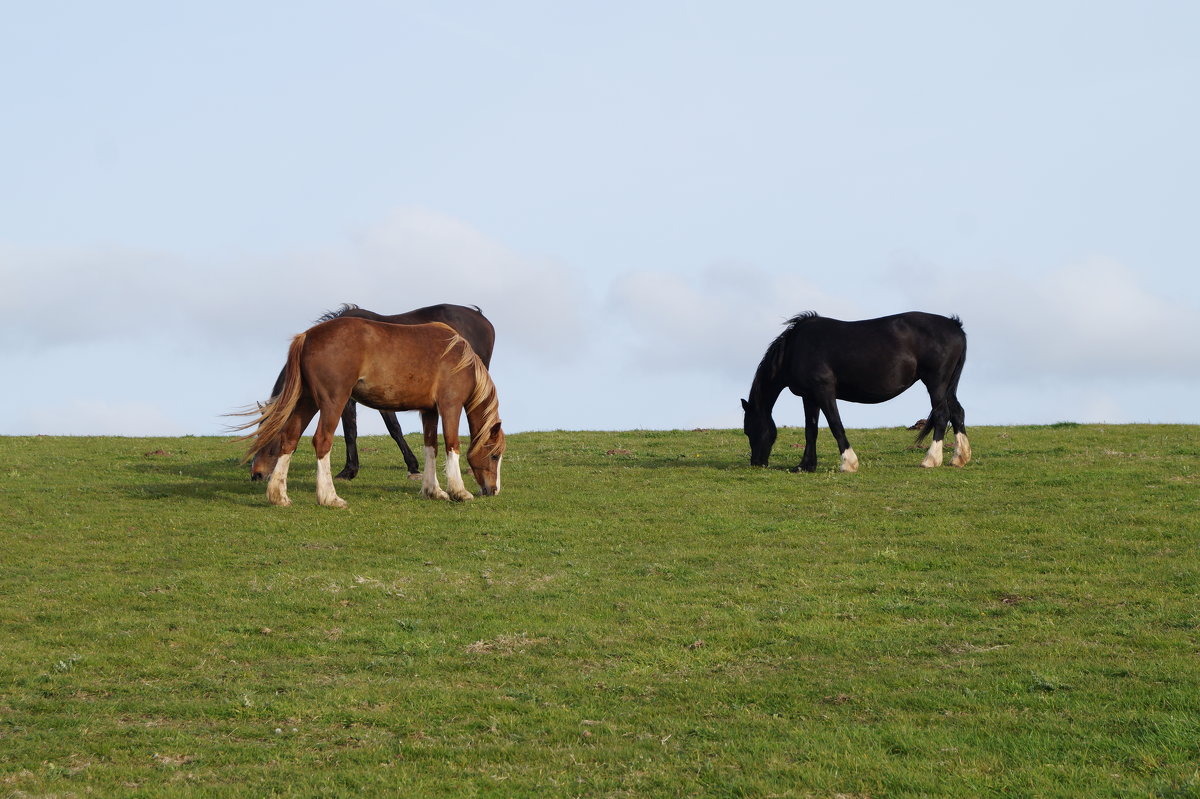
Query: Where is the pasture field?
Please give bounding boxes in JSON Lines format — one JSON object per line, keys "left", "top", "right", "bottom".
{"left": 2, "top": 425, "right": 1198, "bottom": 798}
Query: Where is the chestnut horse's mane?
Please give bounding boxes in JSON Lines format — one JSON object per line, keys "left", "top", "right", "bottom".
{"left": 440, "top": 331, "right": 502, "bottom": 460}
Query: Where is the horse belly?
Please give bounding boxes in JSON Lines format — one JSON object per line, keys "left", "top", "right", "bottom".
{"left": 352, "top": 378, "right": 431, "bottom": 412}
{"left": 834, "top": 361, "right": 918, "bottom": 404}
{"left": 837, "top": 385, "right": 910, "bottom": 404}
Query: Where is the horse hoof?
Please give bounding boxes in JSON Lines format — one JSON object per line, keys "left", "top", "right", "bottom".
{"left": 407, "top": 472, "right": 423, "bottom": 481}
{"left": 449, "top": 490, "right": 474, "bottom": 502}
{"left": 321, "top": 497, "right": 348, "bottom": 509}
{"left": 422, "top": 488, "right": 450, "bottom": 501}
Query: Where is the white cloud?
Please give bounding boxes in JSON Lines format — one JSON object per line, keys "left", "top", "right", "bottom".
{"left": 354, "top": 207, "right": 587, "bottom": 361}
{"left": 607, "top": 262, "right": 857, "bottom": 378}
{"left": 886, "top": 256, "right": 1200, "bottom": 380}
{"left": 0, "top": 207, "right": 587, "bottom": 363}
{"left": 1, "top": 209, "right": 592, "bottom": 435}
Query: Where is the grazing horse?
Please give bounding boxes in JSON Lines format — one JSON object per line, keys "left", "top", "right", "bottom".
{"left": 250, "top": 303, "right": 495, "bottom": 481}
{"left": 239, "top": 317, "right": 505, "bottom": 508}
{"left": 741, "top": 312, "right": 970, "bottom": 473}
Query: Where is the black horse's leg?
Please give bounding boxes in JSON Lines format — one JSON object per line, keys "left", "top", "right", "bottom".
{"left": 948, "top": 395, "right": 971, "bottom": 467}
{"left": 335, "top": 400, "right": 360, "bottom": 480}
{"left": 920, "top": 385, "right": 950, "bottom": 468}
{"left": 792, "top": 396, "right": 821, "bottom": 473}
{"left": 380, "top": 412, "right": 421, "bottom": 477}
{"left": 818, "top": 395, "right": 859, "bottom": 473}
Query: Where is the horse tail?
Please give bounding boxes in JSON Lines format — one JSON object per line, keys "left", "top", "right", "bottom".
{"left": 913, "top": 414, "right": 939, "bottom": 445}
{"left": 237, "top": 332, "right": 307, "bottom": 462}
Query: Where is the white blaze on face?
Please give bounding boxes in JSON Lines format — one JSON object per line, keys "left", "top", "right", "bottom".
{"left": 494, "top": 454, "right": 502, "bottom": 494}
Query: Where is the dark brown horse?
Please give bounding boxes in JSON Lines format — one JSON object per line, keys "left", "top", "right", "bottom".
{"left": 239, "top": 317, "right": 505, "bottom": 508}
{"left": 250, "top": 303, "right": 495, "bottom": 481}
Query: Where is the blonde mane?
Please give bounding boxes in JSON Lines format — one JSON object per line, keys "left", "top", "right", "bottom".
{"left": 441, "top": 332, "right": 502, "bottom": 458}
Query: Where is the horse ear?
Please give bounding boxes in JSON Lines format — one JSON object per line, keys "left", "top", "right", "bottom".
{"left": 740, "top": 399, "right": 749, "bottom": 412}
{"left": 489, "top": 421, "right": 503, "bottom": 440}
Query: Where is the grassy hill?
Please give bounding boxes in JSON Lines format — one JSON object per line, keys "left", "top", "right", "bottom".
{"left": 2, "top": 425, "right": 1197, "bottom": 796}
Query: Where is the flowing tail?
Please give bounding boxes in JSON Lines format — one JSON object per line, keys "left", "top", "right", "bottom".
{"left": 235, "top": 332, "right": 307, "bottom": 462}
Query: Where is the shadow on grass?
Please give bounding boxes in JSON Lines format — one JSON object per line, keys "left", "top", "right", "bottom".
{"left": 127, "top": 453, "right": 424, "bottom": 505}
{"left": 128, "top": 454, "right": 271, "bottom": 504}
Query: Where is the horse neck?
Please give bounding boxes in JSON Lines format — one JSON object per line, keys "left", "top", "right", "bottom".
{"left": 463, "top": 362, "right": 499, "bottom": 452}
{"left": 748, "top": 361, "right": 786, "bottom": 413}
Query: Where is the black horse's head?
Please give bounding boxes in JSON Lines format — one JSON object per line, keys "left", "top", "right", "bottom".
{"left": 741, "top": 398, "right": 777, "bottom": 467}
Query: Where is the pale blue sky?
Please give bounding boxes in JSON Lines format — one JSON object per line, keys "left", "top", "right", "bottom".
{"left": 3, "top": 2, "right": 1198, "bottom": 436}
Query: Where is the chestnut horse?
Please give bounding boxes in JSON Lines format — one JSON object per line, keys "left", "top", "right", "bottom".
{"left": 250, "top": 303, "right": 495, "bottom": 481}
{"left": 742, "top": 311, "right": 970, "bottom": 472}
{"left": 239, "top": 317, "right": 505, "bottom": 508}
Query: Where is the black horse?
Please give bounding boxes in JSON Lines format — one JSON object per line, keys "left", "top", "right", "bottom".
{"left": 250, "top": 303, "right": 495, "bottom": 481}
{"left": 741, "top": 312, "right": 970, "bottom": 472}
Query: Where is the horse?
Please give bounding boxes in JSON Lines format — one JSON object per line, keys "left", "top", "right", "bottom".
{"left": 249, "top": 303, "right": 495, "bottom": 482}
{"left": 238, "top": 317, "right": 505, "bottom": 508}
{"left": 741, "top": 312, "right": 970, "bottom": 473}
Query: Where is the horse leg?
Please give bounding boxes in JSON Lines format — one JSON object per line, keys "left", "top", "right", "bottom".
{"left": 267, "top": 400, "right": 316, "bottom": 507}
{"left": 949, "top": 397, "right": 971, "bottom": 467}
{"left": 440, "top": 404, "right": 474, "bottom": 502}
{"left": 381, "top": 411, "right": 422, "bottom": 478}
{"left": 334, "top": 399, "right": 360, "bottom": 481}
{"left": 819, "top": 396, "right": 858, "bottom": 473}
{"left": 313, "top": 406, "right": 348, "bottom": 508}
{"left": 921, "top": 387, "right": 950, "bottom": 468}
{"left": 792, "top": 397, "right": 821, "bottom": 473}
{"left": 420, "top": 409, "right": 449, "bottom": 500}
{"left": 267, "top": 452, "right": 293, "bottom": 506}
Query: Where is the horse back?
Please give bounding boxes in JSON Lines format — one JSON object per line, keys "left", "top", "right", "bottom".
{"left": 785, "top": 312, "right": 964, "bottom": 403}
{"left": 302, "top": 314, "right": 475, "bottom": 410}
{"left": 334, "top": 304, "right": 496, "bottom": 367}
{"left": 802, "top": 312, "right": 963, "bottom": 361}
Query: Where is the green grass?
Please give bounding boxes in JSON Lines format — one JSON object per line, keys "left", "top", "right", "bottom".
{"left": 2, "top": 425, "right": 1198, "bottom": 797}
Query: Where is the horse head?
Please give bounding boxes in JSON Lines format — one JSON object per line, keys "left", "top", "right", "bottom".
{"left": 741, "top": 398, "right": 777, "bottom": 467}
{"left": 249, "top": 433, "right": 282, "bottom": 481}
{"left": 467, "top": 421, "right": 506, "bottom": 496}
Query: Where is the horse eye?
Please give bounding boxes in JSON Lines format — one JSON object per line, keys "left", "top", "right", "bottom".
{"left": 491, "top": 454, "right": 500, "bottom": 461}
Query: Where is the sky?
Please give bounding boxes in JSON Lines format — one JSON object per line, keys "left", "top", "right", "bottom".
{"left": 3, "top": 1, "right": 1198, "bottom": 439}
